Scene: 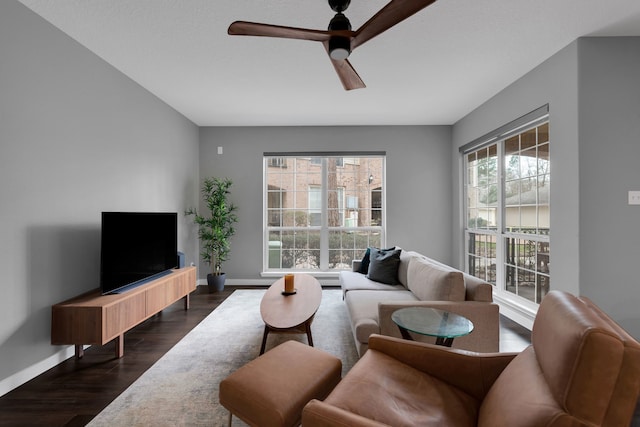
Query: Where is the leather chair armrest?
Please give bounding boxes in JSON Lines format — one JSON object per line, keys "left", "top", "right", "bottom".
{"left": 302, "top": 399, "right": 390, "bottom": 427}
{"left": 368, "top": 334, "right": 518, "bottom": 401}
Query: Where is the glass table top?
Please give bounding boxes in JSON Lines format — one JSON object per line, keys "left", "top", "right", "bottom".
{"left": 391, "top": 307, "right": 474, "bottom": 339}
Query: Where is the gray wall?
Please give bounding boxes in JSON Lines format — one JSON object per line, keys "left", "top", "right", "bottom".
{"left": 578, "top": 37, "right": 640, "bottom": 336}
{"left": 452, "top": 37, "right": 640, "bottom": 338}
{"left": 0, "top": 1, "right": 199, "bottom": 393}
{"left": 198, "top": 126, "right": 453, "bottom": 281}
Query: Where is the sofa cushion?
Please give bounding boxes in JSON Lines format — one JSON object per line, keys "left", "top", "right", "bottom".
{"left": 398, "top": 250, "right": 421, "bottom": 287}
{"left": 367, "top": 247, "right": 402, "bottom": 285}
{"left": 340, "top": 271, "right": 405, "bottom": 294}
{"left": 345, "top": 290, "right": 417, "bottom": 343}
{"left": 324, "top": 349, "right": 479, "bottom": 426}
{"left": 407, "top": 257, "right": 465, "bottom": 302}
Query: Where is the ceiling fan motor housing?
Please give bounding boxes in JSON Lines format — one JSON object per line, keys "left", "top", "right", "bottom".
{"left": 328, "top": 13, "right": 351, "bottom": 31}
{"left": 329, "top": 0, "right": 350, "bottom": 13}
{"left": 328, "top": 12, "right": 352, "bottom": 60}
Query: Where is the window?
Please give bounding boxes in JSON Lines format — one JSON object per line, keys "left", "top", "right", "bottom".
{"left": 308, "top": 185, "right": 321, "bottom": 226}
{"left": 464, "top": 109, "right": 550, "bottom": 305}
{"left": 265, "top": 153, "right": 385, "bottom": 272}
{"left": 268, "top": 157, "right": 287, "bottom": 168}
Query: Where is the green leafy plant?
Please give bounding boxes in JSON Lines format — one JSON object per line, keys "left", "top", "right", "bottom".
{"left": 186, "top": 177, "right": 238, "bottom": 276}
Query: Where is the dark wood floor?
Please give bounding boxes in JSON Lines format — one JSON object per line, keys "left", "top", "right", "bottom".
{"left": 0, "top": 286, "right": 531, "bottom": 427}
{"left": 0, "top": 286, "right": 235, "bottom": 427}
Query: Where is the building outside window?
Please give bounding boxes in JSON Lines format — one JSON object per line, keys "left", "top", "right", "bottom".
{"left": 264, "top": 153, "right": 385, "bottom": 272}
{"left": 268, "top": 157, "right": 287, "bottom": 168}
{"left": 464, "top": 109, "right": 550, "bottom": 305}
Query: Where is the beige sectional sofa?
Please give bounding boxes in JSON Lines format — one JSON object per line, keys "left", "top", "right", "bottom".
{"left": 341, "top": 249, "right": 500, "bottom": 356}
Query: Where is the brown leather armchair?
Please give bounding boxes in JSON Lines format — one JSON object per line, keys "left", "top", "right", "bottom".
{"left": 302, "top": 291, "right": 640, "bottom": 426}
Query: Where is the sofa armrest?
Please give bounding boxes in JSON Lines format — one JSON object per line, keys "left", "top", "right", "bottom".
{"left": 378, "top": 300, "right": 501, "bottom": 352}
{"left": 368, "top": 334, "right": 518, "bottom": 401}
{"left": 352, "top": 259, "right": 362, "bottom": 272}
{"left": 302, "top": 399, "right": 390, "bottom": 427}
{"left": 464, "top": 275, "right": 494, "bottom": 302}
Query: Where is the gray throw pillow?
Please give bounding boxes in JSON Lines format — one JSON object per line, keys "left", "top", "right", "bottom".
{"left": 367, "top": 247, "right": 402, "bottom": 285}
{"left": 358, "top": 246, "right": 396, "bottom": 274}
{"left": 358, "top": 247, "right": 371, "bottom": 274}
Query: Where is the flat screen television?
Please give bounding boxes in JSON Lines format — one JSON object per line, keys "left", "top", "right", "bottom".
{"left": 100, "top": 212, "right": 178, "bottom": 295}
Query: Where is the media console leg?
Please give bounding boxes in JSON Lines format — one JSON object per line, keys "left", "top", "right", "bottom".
{"left": 75, "top": 344, "right": 84, "bottom": 359}
{"left": 184, "top": 294, "right": 190, "bottom": 310}
{"left": 115, "top": 334, "right": 124, "bottom": 358}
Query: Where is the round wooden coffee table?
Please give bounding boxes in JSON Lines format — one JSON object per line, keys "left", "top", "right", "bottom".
{"left": 259, "top": 274, "right": 322, "bottom": 355}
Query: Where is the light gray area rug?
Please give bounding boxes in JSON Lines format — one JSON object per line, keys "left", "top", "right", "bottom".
{"left": 88, "top": 289, "right": 358, "bottom": 427}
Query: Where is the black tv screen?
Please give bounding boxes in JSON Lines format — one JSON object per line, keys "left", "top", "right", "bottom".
{"left": 100, "top": 212, "right": 178, "bottom": 295}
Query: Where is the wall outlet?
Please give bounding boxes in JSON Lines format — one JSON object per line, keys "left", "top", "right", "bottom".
{"left": 628, "top": 191, "right": 640, "bottom": 205}
{"left": 217, "top": 146, "right": 223, "bottom": 155}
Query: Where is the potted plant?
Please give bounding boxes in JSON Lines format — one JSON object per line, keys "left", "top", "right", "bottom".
{"left": 186, "top": 177, "right": 238, "bottom": 292}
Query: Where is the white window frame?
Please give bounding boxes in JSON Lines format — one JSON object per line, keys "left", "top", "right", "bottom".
{"left": 462, "top": 106, "right": 550, "bottom": 310}
{"left": 262, "top": 152, "right": 386, "bottom": 276}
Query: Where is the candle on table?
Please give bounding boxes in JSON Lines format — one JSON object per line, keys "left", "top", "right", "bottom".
{"left": 284, "top": 274, "right": 295, "bottom": 293}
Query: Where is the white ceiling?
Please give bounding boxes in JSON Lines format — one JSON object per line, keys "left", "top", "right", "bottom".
{"left": 18, "top": 0, "right": 640, "bottom": 126}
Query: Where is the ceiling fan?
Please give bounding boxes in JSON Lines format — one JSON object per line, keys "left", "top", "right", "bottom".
{"left": 228, "top": 0, "right": 437, "bottom": 90}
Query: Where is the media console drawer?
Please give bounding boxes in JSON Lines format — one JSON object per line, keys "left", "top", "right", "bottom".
{"left": 51, "top": 266, "right": 196, "bottom": 358}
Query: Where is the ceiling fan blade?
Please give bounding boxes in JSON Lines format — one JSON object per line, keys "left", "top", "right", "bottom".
{"left": 323, "top": 42, "right": 365, "bottom": 90}
{"left": 352, "top": 0, "right": 437, "bottom": 49}
{"left": 331, "top": 59, "right": 366, "bottom": 91}
{"left": 228, "top": 21, "right": 332, "bottom": 42}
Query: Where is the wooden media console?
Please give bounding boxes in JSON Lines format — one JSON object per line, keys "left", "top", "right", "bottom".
{"left": 51, "top": 266, "right": 197, "bottom": 359}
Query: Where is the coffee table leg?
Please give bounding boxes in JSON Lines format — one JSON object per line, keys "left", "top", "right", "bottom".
{"left": 260, "top": 325, "right": 270, "bottom": 355}
{"left": 397, "top": 325, "right": 413, "bottom": 340}
{"left": 436, "top": 337, "right": 454, "bottom": 347}
{"left": 305, "top": 322, "right": 314, "bottom": 347}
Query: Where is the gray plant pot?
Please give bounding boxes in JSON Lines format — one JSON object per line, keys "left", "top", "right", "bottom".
{"left": 207, "top": 273, "right": 226, "bottom": 293}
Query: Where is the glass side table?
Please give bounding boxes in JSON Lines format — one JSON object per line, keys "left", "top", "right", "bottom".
{"left": 391, "top": 307, "right": 474, "bottom": 347}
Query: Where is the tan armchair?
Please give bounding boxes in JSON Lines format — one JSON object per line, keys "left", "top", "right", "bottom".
{"left": 302, "top": 291, "right": 640, "bottom": 426}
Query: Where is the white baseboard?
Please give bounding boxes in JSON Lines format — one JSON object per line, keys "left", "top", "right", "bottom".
{"left": 0, "top": 345, "right": 81, "bottom": 398}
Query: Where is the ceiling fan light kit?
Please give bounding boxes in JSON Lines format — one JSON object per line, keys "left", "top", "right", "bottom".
{"left": 228, "top": 0, "right": 438, "bottom": 90}
{"left": 328, "top": 37, "right": 351, "bottom": 60}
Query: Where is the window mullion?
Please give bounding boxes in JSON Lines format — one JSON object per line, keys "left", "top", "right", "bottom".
{"left": 495, "top": 142, "right": 506, "bottom": 292}
{"left": 320, "top": 158, "right": 329, "bottom": 270}
{"left": 263, "top": 160, "right": 269, "bottom": 270}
